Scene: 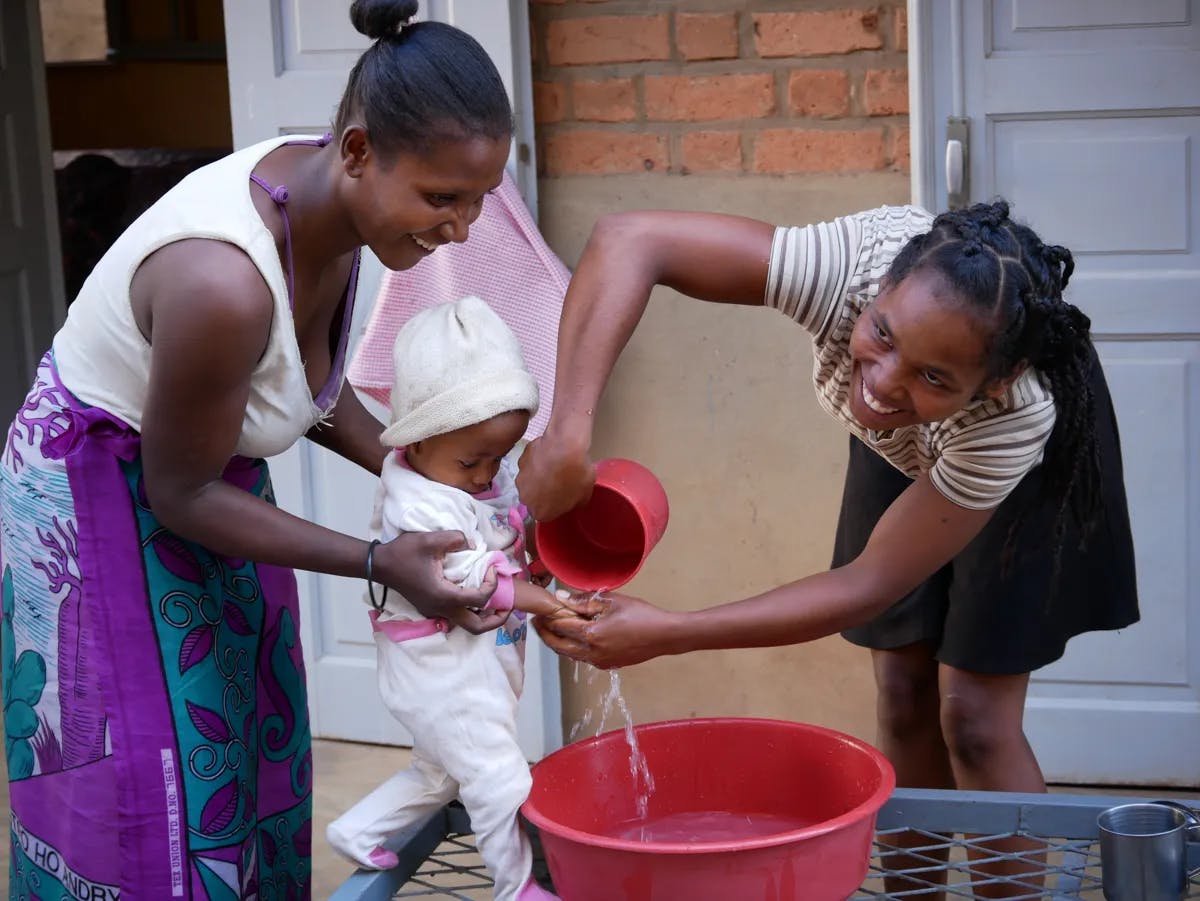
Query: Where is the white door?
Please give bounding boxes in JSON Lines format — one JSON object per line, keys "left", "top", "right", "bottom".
{"left": 912, "top": 0, "right": 1200, "bottom": 785}
{"left": 221, "top": 0, "right": 561, "bottom": 760}
{"left": 0, "top": 0, "right": 66, "bottom": 421}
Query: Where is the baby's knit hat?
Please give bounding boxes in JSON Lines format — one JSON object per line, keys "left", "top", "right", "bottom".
{"left": 380, "top": 295, "right": 540, "bottom": 448}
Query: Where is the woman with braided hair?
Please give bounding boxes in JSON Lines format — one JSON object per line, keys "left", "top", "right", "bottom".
{"left": 519, "top": 200, "right": 1137, "bottom": 897}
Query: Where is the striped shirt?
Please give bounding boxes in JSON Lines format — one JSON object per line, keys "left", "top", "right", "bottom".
{"left": 765, "top": 205, "right": 1056, "bottom": 510}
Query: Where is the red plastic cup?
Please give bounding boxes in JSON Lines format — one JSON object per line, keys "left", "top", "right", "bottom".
{"left": 534, "top": 458, "right": 669, "bottom": 591}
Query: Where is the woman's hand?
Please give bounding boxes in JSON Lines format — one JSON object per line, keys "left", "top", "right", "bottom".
{"left": 372, "top": 531, "right": 507, "bottom": 634}
{"left": 532, "top": 592, "right": 682, "bottom": 668}
{"left": 517, "top": 433, "right": 596, "bottom": 522}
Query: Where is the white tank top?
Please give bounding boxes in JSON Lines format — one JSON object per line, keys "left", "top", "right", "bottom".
{"left": 52, "top": 135, "right": 359, "bottom": 459}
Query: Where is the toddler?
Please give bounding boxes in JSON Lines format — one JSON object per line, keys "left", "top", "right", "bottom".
{"left": 326, "top": 296, "right": 565, "bottom": 900}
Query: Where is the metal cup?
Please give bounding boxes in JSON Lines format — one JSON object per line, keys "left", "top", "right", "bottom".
{"left": 1098, "top": 801, "right": 1200, "bottom": 901}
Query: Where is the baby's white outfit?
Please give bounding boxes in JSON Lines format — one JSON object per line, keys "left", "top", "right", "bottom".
{"left": 326, "top": 450, "right": 540, "bottom": 901}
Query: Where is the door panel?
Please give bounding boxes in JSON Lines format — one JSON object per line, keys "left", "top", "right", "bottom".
{"left": 997, "top": 130, "right": 1188, "bottom": 255}
{"left": 0, "top": 0, "right": 65, "bottom": 421}
{"left": 918, "top": 0, "right": 1200, "bottom": 784}
{"left": 991, "top": 114, "right": 1200, "bottom": 334}
{"left": 1000, "top": 1, "right": 1195, "bottom": 47}
{"left": 1027, "top": 341, "right": 1200, "bottom": 785}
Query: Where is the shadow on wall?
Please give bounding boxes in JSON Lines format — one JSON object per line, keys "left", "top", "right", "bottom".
{"left": 53, "top": 147, "right": 227, "bottom": 303}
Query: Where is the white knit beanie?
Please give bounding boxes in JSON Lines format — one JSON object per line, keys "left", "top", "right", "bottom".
{"left": 380, "top": 296, "right": 540, "bottom": 448}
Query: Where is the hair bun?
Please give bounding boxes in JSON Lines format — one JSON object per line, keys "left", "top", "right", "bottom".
{"left": 984, "top": 199, "right": 1009, "bottom": 225}
{"left": 350, "top": 0, "right": 419, "bottom": 41}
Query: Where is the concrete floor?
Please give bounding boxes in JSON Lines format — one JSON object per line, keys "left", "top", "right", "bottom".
{"left": 311, "top": 740, "right": 420, "bottom": 899}
{"left": 2, "top": 738, "right": 1198, "bottom": 899}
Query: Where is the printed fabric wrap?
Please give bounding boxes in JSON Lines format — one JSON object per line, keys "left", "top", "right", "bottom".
{"left": 1, "top": 353, "right": 312, "bottom": 901}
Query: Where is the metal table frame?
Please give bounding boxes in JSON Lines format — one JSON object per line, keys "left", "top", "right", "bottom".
{"left": 329, "top": 788, "right": 1200, "bottom": 900}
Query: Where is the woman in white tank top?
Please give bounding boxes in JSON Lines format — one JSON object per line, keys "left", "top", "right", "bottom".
{"left": 0, "top": 2, "right": 516, "bottom": 898}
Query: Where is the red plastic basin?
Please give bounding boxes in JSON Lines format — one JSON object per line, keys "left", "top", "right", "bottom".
{"left": 522, "top": 717, "right": 894, "bottom": 901}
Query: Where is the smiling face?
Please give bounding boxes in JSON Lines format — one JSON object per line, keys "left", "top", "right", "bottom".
{"left": 846, "top": 269, "right": 1017, "bottom": 430}
{"left": 340, "top": 127, "right": 511, "bottom": 271}
{"left": 406, "top": 410, "right": 531, "bottom": 494}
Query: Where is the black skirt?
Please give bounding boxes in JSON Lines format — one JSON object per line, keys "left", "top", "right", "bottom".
{"left": 834, "top": 359, "right": 1140, "bottom": 675}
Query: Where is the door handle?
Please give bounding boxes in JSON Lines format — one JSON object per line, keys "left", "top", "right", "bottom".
{"left": 945, "top": 117, "right": 970, "bottom": 210}
{"left": 946, "top": 139, "right": 963, "bottom": 196}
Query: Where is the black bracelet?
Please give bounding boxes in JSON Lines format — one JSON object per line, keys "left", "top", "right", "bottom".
{"left": 366, "top": 539, "right": 389, "bottom": 612}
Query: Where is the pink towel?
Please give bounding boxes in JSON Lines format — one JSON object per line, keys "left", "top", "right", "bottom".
{"left": 348, "top": 171, "right": 569, "bottom": 439}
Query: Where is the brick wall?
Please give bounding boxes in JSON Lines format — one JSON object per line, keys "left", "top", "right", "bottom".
{"left": 529, "top": 1, "right": 909, "bottom": 177}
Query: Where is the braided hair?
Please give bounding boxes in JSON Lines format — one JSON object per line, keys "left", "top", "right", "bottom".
{"left": 335, "top": 0, "right": 513, "bottom": 159}
{"left": 886, "top": 200, "right": 1100, "bottom": 570}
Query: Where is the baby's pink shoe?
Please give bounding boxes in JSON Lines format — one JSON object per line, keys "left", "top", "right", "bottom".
{"left": 366, "top": 847, "right": 399, "bottom": 870}
{"left": 517, "top": 875, "right": 559, "bottom": 900}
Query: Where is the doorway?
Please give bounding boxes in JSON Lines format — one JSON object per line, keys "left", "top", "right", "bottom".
{"left": 0, "top": 0, "right": 231, "bottom": 421}
{"left": 42, "top": 0, "right": 232, "bottom": 307}
{"left": 909, "top": 0, "right": 1200, "bottom": 786}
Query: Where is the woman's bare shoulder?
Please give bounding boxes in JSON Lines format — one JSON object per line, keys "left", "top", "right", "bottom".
{"left": 131, "top": 237, "right": 274, "bottom": 342}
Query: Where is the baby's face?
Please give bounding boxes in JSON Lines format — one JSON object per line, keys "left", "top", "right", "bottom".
{"left": 407, "top": 410, "right": 531, "bottom": 494}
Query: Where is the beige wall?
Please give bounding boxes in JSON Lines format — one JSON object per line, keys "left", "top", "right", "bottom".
{"left": 536, "top": 171, "right": 911, "bottom": 746}
{"left": 528, "top": 0, "right": 910, "bottom": 744}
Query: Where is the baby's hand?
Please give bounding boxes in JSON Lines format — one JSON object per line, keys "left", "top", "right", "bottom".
{"left": 552, "top": 589, "right": 609, "bottom": 621}
{"left": 513, "top": 581, "right": 574, "bottom": 619}
{"left": 539, "top": 589, "right": 595, "bottom": 621}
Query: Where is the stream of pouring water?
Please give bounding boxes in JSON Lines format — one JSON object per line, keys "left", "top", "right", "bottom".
{"left": 566, "top": 595, "right": 656, "bottom": 823}
{"left": 558, "top": 598, "right": 819, "bottom": 846}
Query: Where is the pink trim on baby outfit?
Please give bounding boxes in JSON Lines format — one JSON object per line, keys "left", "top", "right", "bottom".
{"left": 369, "top": 609, "right": 449, "bottom": 642}
{"left": 517, "top": 875, "right": 560, "bottom": 900}
{"left": 471, "top": 481, "right": 503, "bottom": 500}
{"left": 507, "top": 504, "right": 532, "bottom": 578}
{"left": 507, "top": 505, "right": 528, "bottom": 554}
{"left": 482, "top": 552, "right": 523, "bottom": 613}
{"left": 366, "top": 847, "right": 399, "bottom": 870}
{"left": 487, "top": 575, "right": 514, "bottom": 613}
{"left": 482, "top": 505, "right": 535, "bottom": 615}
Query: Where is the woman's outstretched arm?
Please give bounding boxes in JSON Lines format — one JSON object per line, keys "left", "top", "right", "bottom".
{"left": 518, "top": 210, "right": 777, "bottom": 520}
{"left": 534, "top": 476, "right": 996, "bottom": 667}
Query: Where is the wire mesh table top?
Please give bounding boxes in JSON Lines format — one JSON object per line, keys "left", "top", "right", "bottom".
{"left": 329, "top": 789, "right": 1200, "bottom": 901}
{"left": 389, "top": 833, "right": 492, "bottom": 900}
{"left": 857, "top": 826, "right": 1108, "bottom": 899}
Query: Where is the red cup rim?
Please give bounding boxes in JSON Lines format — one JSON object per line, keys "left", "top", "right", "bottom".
{"left": 521, "top": 716, "right": 896, "bottom": 855}
{"left": 536, "top": 459, "right": 667, "bottom": 590}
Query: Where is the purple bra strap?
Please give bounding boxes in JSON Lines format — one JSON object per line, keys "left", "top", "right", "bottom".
{"left": 286, "top": 133, "right": 334, "bottom": 148}
{"left": 248, "top": 133, "right": 333, "bottom": 311}
{"left": 249, "top": 173, "right": 296, "bottom": 311}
